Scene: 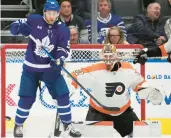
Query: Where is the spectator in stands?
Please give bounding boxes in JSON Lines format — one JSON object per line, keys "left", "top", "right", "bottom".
{"left": 168, "top": 0, "right": 171, "bottom": 5}
{"left": 127, "top": 2, "right": 167, "bottom": 48}
{"left": 71, "top": 0, "right": 91, "bottom": 20}
{"left": 85, "top": 0, "right": 127, "bottom": 44}
{"left": 104, "top": 26, "right": 128, "bottom": 44}
{"left": 59, "top": 0, "right": 89, "bottom": 43}
{"left": 68, "top": 25, "right": 91, "bottom": 59}
{"left": 68, "top": 25, "right": 89, "bottom": 44}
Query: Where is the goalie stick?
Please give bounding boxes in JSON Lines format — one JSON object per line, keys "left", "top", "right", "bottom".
{"left": 29, "top": 34, "right": 120, "bottom": 112}
{"left": 64, "top": 57, "right": 168, "bottom": 63}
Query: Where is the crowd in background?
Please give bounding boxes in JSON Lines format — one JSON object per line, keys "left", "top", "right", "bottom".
{"left": 1, "top": 0, "right": 171, "bottom": 49}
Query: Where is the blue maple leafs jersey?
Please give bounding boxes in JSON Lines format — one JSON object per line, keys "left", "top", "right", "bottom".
{"left": 85, "top": 13, "right": 127, "bottom": 43}
{"left": 10, "top": 14, "right": 70, "bottom": 72}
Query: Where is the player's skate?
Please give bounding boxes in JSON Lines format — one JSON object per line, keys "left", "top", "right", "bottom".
{"left": 13, "top": 124, "right": 23, "bottom": 137}
{"left": 62, "top": 123, "right": 82, "bottom": 137}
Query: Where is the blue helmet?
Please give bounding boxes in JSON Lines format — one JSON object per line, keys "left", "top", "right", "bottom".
{"left": 43, "top": 0, "right": 60, "bottom": 12}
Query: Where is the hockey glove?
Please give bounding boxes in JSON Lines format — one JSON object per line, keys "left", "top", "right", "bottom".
{"left": 18, "top": 21, "right": 32, "bottom": 37}
{"left": 50, "top": 57, "right": 64, "bottom": 69}
{"left": 138, "top": 86, "right": 164, "bottom": 105}
{"left": 133, "top": 48, "right": 148, "bottom": 65}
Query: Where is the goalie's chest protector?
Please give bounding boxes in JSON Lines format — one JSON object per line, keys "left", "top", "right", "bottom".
{"left": 73, "top": 63, "right": 141, "bottom": 115}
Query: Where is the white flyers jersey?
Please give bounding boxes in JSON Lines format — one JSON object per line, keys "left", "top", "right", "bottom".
{"left": 71, "top": 62, "right": 146, "bottom": 116}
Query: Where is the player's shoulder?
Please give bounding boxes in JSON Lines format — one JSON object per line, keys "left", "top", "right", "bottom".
{"left": 91, "top": 63, "right": 106, "bottom": 70}
{"left": 81, "top": 63, "right": 106, "bottom": 73}
{"left": 56, "top": 21, "right": 68, "bottom": 29}
{"left": 54, "top": 21, "right": 70, "bottom": 33}
{"left": 120, "top": 62, "right": 134, "bottom": 70}
{"left": 27, "top": 14, "right": 43, "bottom": 21}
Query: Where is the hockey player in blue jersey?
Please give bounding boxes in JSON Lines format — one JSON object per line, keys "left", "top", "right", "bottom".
{"left": 10, "top": 0, "right": 81, "bottom": 137}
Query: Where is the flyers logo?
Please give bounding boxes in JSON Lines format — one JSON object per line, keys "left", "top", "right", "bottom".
{"left": 105, "top": 82, "right": 125, "bottom": 97}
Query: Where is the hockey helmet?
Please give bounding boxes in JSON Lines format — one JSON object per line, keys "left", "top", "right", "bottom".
{"left": 44, "top": 0, "right": 60, "bottom": 12}
{"left": 101, "top": 44, "right": 118, "bottom": 65}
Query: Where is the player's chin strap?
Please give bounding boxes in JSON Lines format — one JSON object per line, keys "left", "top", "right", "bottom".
{"left": 28, "top": 34, "right": 120, "bottom": 111}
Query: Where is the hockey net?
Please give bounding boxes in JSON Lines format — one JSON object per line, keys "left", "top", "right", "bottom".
{"left": 0, "top": 44, "right": 145, "bottom": 137}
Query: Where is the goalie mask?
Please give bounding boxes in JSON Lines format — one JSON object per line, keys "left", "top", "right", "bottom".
{"left": 100, "top": 44, "right": 118, "bottom": 70}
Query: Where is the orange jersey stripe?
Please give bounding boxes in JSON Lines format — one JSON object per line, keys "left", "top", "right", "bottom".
{"left": 159, "top": 44, "right": 168, "bottom": 57}
{"left": 134, "top": 80, "right": 146, "bottom": 92}
{"left": 88, "top": 121, "right": 113, "bottom": 126}
{"left": 120, "top": 62, "right": 134, "bottom": 69}
{"left": 90, "top": 98, "right": 131, "bottom": 115}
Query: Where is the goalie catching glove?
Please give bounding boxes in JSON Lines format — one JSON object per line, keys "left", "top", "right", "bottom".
{"left": 138, "top": 86, "right": 165, "bottom": 105}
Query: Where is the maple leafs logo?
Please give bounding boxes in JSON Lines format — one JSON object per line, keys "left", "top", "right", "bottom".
{"left": 34, "top": 36, "right": 54, "bottom": 58}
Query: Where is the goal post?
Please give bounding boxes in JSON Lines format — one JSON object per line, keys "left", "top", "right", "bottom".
{"left": 1, "top": 44, "right": 145, "bottom": 137}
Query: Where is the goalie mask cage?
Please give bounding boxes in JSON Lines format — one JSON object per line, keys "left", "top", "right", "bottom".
{"left": 1, "top": 44, "right": 145, "bottom": 137}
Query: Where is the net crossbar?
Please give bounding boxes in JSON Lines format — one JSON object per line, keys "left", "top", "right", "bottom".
{"left": 1, "top": 44, "right": 145, "bottom": 137}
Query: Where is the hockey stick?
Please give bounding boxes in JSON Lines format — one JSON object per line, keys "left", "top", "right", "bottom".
{"left": 64, "top": 56, "right": 168, "bottom": 63}
{"left": 29, "top": 34, "right": 120, "bottom": 111}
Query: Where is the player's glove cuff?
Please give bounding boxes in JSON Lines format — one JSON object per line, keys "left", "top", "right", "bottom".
{"left": 19, "top": 22, "right": 32, "bottom": 37}
{"left": 50, "top": 57, "right": 64, "bottom": 69}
